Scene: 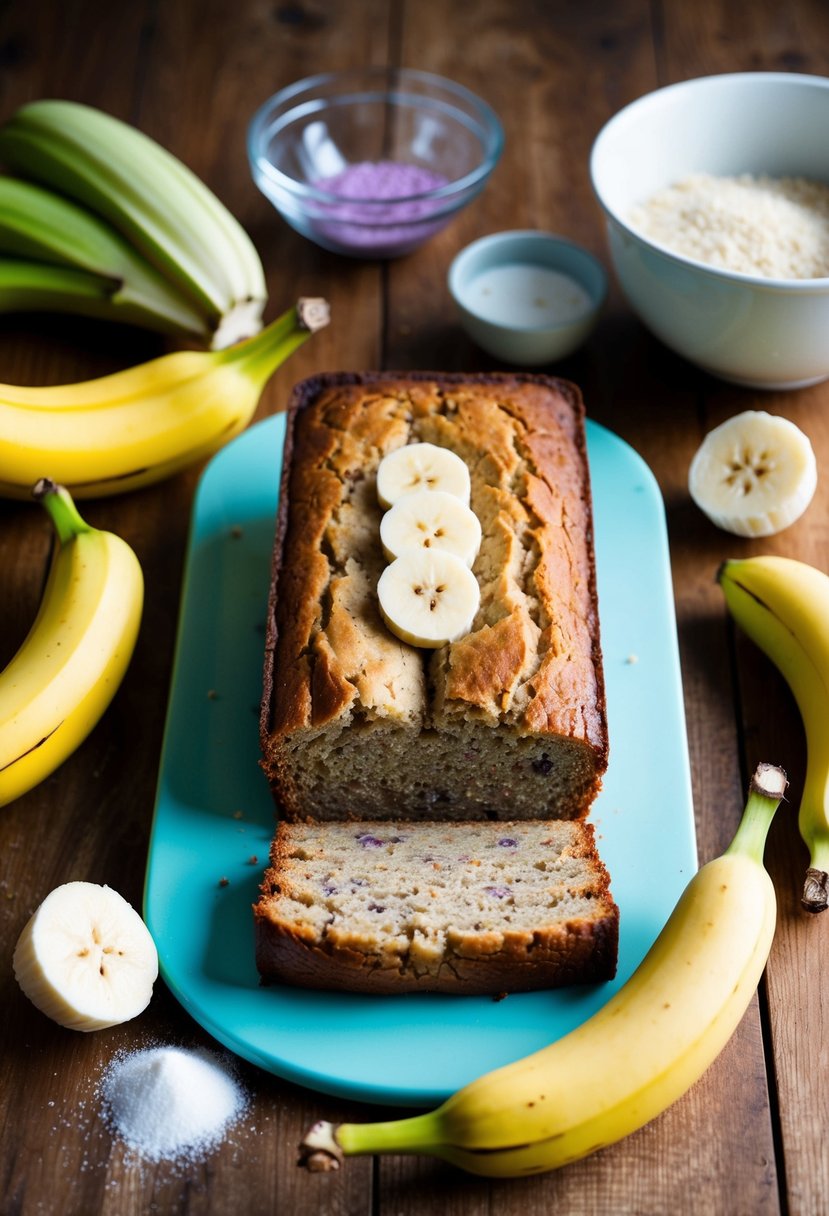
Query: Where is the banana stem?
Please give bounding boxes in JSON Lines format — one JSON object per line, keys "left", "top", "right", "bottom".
{"left": 337, "top": 1111, "right": 439, "bottom": 1155}
{"left": 31, "top": 478, "right": 90, "bottom": 543}
{"left": 726, "top": 763, "right": 788, "bottom": 863}
{"left": 217, "top": 297, "right": 329, "bottom": 386}
{"left": 299, "top": 1112, "right": 440, "bottom": 1171}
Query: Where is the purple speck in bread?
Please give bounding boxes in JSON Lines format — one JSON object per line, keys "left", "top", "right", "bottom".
{"left": 322, "top": 882, "right": 338, "bottom": 896}
{"left": 356, "top": 834, "right": 384, "bottom": 848}
{"left": 498, "top": 837, "right": 518, "bottom": 848}
{"left": 532, "top": 754, "right": 554, "bottom": 775}
{"left": 484, "top": 885, "right": 511, "bottom": 899}
{"left": 368, "top": 903, "right": 386, "bottom": 914}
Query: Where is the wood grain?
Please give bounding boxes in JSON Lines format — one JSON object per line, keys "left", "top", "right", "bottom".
{"left": 2, "top": 0, "right": 829, "bottom": 1212}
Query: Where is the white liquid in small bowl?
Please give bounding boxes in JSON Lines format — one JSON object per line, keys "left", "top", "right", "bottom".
{"left": 466, "top": 263, "right": 593, "bottom": 328}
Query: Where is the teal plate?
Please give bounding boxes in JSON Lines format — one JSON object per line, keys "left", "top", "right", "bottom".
{"left": 144, "top": 413, "right": 696, "bottom": 1108}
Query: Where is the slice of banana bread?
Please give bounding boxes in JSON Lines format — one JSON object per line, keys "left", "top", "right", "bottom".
{"left": 254, "top": 819, "right": 619, "bottom": 995}
{"left": 260, "top": 372, "right": 608, "bottom": 822}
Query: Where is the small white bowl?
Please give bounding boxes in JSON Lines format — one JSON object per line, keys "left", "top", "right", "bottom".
{"left": 590, "top": 72, "right": 829, "bottom": 389}
{"left": 448, "top": 230, "right": 606, "bottom": 365}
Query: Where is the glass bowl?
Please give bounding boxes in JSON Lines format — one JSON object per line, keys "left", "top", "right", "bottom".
{"left": 247, "top": 68, "right": 503, "bottom": 259}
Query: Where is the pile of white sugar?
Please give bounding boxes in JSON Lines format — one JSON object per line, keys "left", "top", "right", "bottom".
{"left": 629, "top": 173, "right": 829, "bottom": 279}
{"left": 99, "top": 1045, "right": 247, "bottom": 1162}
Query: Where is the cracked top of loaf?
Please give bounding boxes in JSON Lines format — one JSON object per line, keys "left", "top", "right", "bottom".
{"left": 261, "top": 372, "right": 607, "bottom": 770}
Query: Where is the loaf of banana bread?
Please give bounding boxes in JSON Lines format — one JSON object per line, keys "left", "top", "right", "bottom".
{"left": 254, "top": 819, "right": 619, "bottom": 994}
{"left": 260, "top": 372, "right": 608, "bottom": 822}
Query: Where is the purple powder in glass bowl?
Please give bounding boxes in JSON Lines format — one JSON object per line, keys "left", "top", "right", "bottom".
{"left": 309, "top": 161, "right": 451, "bottom": 258}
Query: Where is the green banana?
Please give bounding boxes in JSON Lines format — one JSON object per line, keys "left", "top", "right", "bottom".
{"left": 0, "top": 260, "right": 116, "bottom": 312}
{"left": 0, "top": 177, "right": 208, "bottom": 338}
{"left": 0, "top": 297, "right": 329, "bottom": 499}
{"left": 719, "top": 554, "right": 829, "bottom": 912}
{"left": 299, "top": 763, "right": 786, "bottom": 1178}
{"left": 0, "top": 480, "right": 143, "bottom": 808}
{"left": 0, "top": 99, "right": 266, "bottom": 347}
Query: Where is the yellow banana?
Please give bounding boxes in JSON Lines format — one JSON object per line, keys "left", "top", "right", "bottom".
{"left": 719, "top": 554, "right": 829, "bottom": 912}
{"left": 0, "top": 480, "right": 143, "bottom": 808}
{"left": 0, "top": 297, "right": 329, "bottom": 499}
{"left": 300, "top": 764, "right": 786, "bottom": 1178}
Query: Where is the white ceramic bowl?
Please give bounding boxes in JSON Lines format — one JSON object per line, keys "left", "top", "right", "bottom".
{"left": 590, "top": 72, "right": 829, "bottom": 389}
{"left": 447, "top": 230, "right": 606, "bottom": 365}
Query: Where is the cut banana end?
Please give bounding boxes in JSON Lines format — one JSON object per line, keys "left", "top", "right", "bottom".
{"left": 376, "top": 442, "right": 471, "bottom": 509}
{"left": 210, "top": 297, "right": 266, "bottom": 349}
{"left": 380, "top": 489, "right": 482, "bottom": 567}
{"left": 377, "top": 549, "right": 480, "bottom": 648}
{"left": 13, "top": 881, "right": 158, "bottom": 1032}
{"left": 689, "top": 410, "right": 817, "bottom": 537}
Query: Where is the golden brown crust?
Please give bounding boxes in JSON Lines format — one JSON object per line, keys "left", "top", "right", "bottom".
{"left": 254, "top": 916, "right": 620, "bottom": 995}
{"left": 260, "top": 371, "right": 608, "bottom": 821}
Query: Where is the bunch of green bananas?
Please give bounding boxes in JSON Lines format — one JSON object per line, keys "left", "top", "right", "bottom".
{"left": 0, "top": 99, "right": 266, "bottom": 347}
{"left": 299, "top": 763, "right": 786, "bottom": 1176}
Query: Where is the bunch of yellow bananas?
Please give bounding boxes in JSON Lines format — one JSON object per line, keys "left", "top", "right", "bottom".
{"left": 0, "top": 99, "right": 266, "bottom": 347}
{"left": 0, "top": 293, "right": 328, "bottom": 802}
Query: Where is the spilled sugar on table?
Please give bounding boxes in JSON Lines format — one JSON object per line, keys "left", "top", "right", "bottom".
{"left": 1, "top": 0, "right": 828, "bottom": 1213}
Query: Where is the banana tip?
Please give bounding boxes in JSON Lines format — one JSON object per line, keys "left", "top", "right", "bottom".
{"left": 31, "top": 477, "right": 58, "bottom": 502}
{"left": 802, "top": 867, "right": 829, "bottom": 913}
{"left": 715, "top": 558, "right": 732, "bottom": 585}
{"left": 750, "top": 763, "right": 788, "bottom": 801}
{"left": 297, "top": 298, "right": 330, "bottom": 333}
{"left": 298, "top": 1120, "right": 343, "bottom": 1171}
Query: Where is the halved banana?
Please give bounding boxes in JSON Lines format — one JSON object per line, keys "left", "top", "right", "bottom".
{"left": 377, "top": 549, "right": 480, "bottom": 648}
{"left": 376, "top": 442, "right": 470, "bottom": 509}
{"left": 689, "top": 410, "right": 817, "bottom": 537}
{"left": 380, "top": 488, "right": 482, "bottom": 567}
{"left": 13, "top": 881, "right": 158, "bottom": 1032}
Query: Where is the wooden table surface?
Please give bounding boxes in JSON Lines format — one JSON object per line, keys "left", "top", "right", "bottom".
{"left": 2, "top": 1, "right": 829, "bottom": 1212}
